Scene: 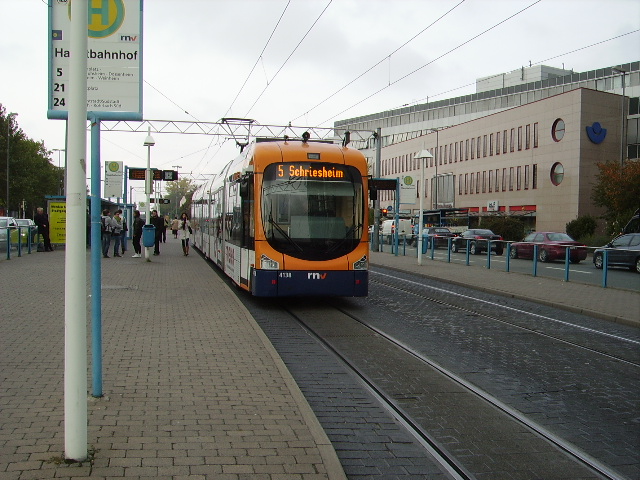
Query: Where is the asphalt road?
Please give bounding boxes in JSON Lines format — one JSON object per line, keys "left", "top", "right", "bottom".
{"left": 381, "top": 244, "right": 640, "bottom": 291}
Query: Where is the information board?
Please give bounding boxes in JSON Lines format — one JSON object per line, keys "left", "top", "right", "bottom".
{"left": 47, "top": 0, "right": 143, "bottom": 120}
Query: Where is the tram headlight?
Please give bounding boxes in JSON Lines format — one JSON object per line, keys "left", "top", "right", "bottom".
{"left": 260, "top": 254, "right": 280, "bottom": 270}
{"left": 353, "top": 255, "right": 368, "bottom": 270}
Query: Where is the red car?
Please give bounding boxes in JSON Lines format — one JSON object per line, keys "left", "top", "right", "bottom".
{"left": 510, "top": 232, "right": 588, "bottom": 263}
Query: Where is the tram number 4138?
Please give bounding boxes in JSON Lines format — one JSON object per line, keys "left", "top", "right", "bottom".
{"left": 279, "top": 272, "right": 292, "bottom": 278}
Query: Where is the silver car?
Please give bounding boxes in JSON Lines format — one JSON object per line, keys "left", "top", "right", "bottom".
{"left": 0, "top": 216, "right": 19, "bottom": 250}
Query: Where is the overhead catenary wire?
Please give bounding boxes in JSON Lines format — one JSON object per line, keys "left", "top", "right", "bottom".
{"left": 222, "top": 0, "right": 292, "bottom": 119}
{"left": 290, "top": 0, "right": 466, "bottom": 124}
{"left": 391, "top": 28, "right": 640, "bottom": 112}
{"left": 318, "top": 0, "right": 543, "bottom": 126}
{"left": 243, "top": 0, "right": 333, "bottom": 118}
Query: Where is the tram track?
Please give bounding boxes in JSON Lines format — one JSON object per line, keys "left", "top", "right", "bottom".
{"left": 370, "top": 270, "right": 640, "bottom": 367}
{"left": 279, "top": 299, "right": 626, "bottom": 480}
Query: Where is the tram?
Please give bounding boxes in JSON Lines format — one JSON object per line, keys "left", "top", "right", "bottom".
{"left": 191, "top": 134, "right": 369, "bottom": 296}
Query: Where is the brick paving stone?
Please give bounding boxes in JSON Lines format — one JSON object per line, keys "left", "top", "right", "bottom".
{"left": 0, "top": 242, "right": 345, "bottom": 479}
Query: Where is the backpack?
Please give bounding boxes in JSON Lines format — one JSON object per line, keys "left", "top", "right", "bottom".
{"left": 101, "top": 217, "right": 111, "bottom": 234}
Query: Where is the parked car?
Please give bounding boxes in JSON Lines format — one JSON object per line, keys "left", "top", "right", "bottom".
{"left": 593, "top": 233, "right": 640, "bottom": 273}
{"left": 510, "top": 232, "right": 588, "bottom": 263}
{"left": 419, "top": 227, "right": 457, "bottom": 248}
{"left": 450, "top": 229, "right": 503, "bottom": 255}
{"left": 15, "top": 218, "right": 38, "bottom": 244}
{"left": 0, "top": 216, "right": 19, "bottom": 249}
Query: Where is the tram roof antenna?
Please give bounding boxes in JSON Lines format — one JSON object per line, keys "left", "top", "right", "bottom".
{"left": 236, "top": 140, "right": 249, "bottom": 152}
{"left": 342, "top": 131, "right": 351, "bottom": 147}
{"left": 302, "top": 131, "right": 311, "bottom": 144}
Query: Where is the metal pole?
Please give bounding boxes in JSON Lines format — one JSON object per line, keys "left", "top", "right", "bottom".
{"left": 90, "top": 118, "right": 103, "bottom": 398}
{"left": 6, "top": 112, "right": 17, "bottom": 216}
{"left": 612, "top": 67, "right": 627, "bottom": 167}
{"left": 172, "top": 165, "right": 181, "bottom": 217}
{"left": 372, "top": 127, "right": 381, "bottom": 252}
{"left": 64, "top": 0, "right": 88, "bottom": 462}
{"left": 144, "top": 128, "right": 155, "bottom": 261}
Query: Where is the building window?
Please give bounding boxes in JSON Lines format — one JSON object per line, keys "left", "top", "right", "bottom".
{"left": 464, "top": 173, "right": 468, "bottom": 194}
{"left": 465, "top": 139, "right": 469, "bottom": 160}
{"left": 459, "top": 175, "right": 463, "bottom": 195}
{"left": 488, "top": 170, "right": 493, "bottom": 192}
{"left": 517, "top": 166, "right": 522, "bottom": 190}
{"left": 471, "top": 138, "right": 475, "bottom": 159}
{"left": 552, "top": 118, "right": 565, "bottom": 142}
{"left": 502, "top": 168, "right": 507, "bottom": 191}
{"left": 517, "top": 126, "right": 523, "bottom": 151}
{"left": 509, "top": 167, "right": 514, "bottom": 190}
{"left": 496, "top": 131, "right": 500, "bottom": 155}
{"left": 489, "top": 133, "right": 494, "bottom": 156}
{"left": 477, "top": 136, "right": 481, "bottom": 158}
{"left": 476, "top": 171, "right": 480, "bottom": 193}
{"left": 533, "top": 122, "right": 539, "bottom": 148}
{"left": 482, "top": 171, "right": 486, "bottom": 193}
{"left": 454, "top": 142, "right": 458, "bottom": 162}
{"left": 470, "top": 173, "right": 474, "bottom": 194}
{"left": 503, "top": 129, "right": 508, "bottom": 153}
{"left": 439, "top": 146, "right": 443, "bottom": 165}
{"left": 550, "top": 162, "right": 564, "bottom": 185}
{"left": 495, "top": 169, "right": 500, "bottom": 192}
{"left": 525, "top": 165, "right": 529, "bottom": 189}
{"left": 449, "top": 143, "right": 453, "bottom": 163}
{"left": 510, "top": 128, "right": 515, "bottom": 152}
{"left": 525, "top": 124, "right": 531, "bottom": 149}
{"left": 483, "top": 135, "right": 487, "bottom": 157}
{"left": 532, "top": 164, "right": 538, "bottom": 189}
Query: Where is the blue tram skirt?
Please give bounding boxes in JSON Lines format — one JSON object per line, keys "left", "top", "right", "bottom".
{"left": 251, "top": 269, "right": 368, "bottom": 297}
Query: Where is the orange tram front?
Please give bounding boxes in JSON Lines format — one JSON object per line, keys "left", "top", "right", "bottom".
{"left": 191, "top": 137, "right": 369, "bottom": 297}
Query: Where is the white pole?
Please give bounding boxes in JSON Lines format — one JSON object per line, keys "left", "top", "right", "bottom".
{"left": 144, "top": 128, "right": 155, "bottom": 261}
{"left": 64, "top": 0, "right": 88, "bottom": 462}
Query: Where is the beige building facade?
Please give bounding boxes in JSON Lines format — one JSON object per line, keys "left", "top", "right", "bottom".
{"left": 373, "top": 88, "right": 621, "bottom": 232}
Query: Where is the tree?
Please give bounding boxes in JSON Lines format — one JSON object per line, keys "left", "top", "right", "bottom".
{"left": 1, "top": 105, "right": 61, "bottom": 217}
{"left": 164, "top": 177, "right": 198, "bottom": 217}
{"left": 591, "top": 161, "right": 640, "bottom": 235}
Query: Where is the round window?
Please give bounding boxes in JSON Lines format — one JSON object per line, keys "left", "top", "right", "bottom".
{"left": 550, "top": 162, "right": 564, "bottom": 186}
{"left": 552, "top": 118, "right": 565, "bottom": 142}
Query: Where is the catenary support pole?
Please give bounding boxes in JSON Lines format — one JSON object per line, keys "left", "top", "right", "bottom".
{"left": 65, "top": 0, "right": 88, "bottom": 462}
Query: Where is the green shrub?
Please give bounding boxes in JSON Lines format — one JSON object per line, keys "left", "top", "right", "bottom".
{"left": 566, "top": 215, "right": 597, "bottom": 241}
{"left": 480, "top": 216, "right": 526, "bottom": 241}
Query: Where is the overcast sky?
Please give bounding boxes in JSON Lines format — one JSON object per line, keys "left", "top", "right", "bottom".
{"left": 2, "top": 0, "right": 638, "bottom": 204}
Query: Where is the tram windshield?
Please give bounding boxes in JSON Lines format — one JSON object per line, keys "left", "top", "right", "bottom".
{"left": 261, "top": 162, "right": 364, "bottom": 260}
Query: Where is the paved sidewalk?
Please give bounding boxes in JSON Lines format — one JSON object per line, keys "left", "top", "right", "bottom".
{"left": 0, "top": 240, "right": 345, "bottom": 480}
{"left": 370, "top": 250, "right": 639, "bottom": 328}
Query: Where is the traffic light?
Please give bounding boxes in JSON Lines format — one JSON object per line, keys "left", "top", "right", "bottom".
{"left": 381, "top": 208, "right": 388, "bottom": 217}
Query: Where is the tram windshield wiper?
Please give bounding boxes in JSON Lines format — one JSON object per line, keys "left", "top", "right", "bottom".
{"left": 268, "top": 215, "right": 303, "bottom": 253}
{"left": 325, "top": 222, "right": 362, "bottom": 254}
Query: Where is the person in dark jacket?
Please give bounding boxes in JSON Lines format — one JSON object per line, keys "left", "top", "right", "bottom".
{"left": 150, "top": 209, "right": 164, "bottom": 255}
{"left": 34, "top": 207, "right": 53, "bottom": 251}
{"left": 131, "top": 210, "right": 145, "bottom": 257}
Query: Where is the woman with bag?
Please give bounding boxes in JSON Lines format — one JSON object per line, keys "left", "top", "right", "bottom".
{"left": 179, "top": 212, "right": 192, "bottom": 256}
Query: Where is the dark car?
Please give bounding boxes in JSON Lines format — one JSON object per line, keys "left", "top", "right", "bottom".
{"left": 593, "top": 233, "right": 640, "bottom": 273}
{"left": 510, "top": 232, "right": 588, "bottom": 263}
{"left": 450, "top": 229, "right": 503, "bottom": 255}
{"left": 420, "top": 227, "right": 457, "bottom": 248}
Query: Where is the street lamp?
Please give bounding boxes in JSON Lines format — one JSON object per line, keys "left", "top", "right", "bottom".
{"left": 143, "top": 128, "right": 155, "bottom": 261}
{"left": 414, "top": 149, "right": 433, "bottom": 266}
{"left": 6, "top": 112, "right": 17, "bottom": 216}
{"left": 612, "top": 66, "right": 627, "bottom": 167}
{"left": 52, "top": 148, "right": 66, "bottom": 196}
